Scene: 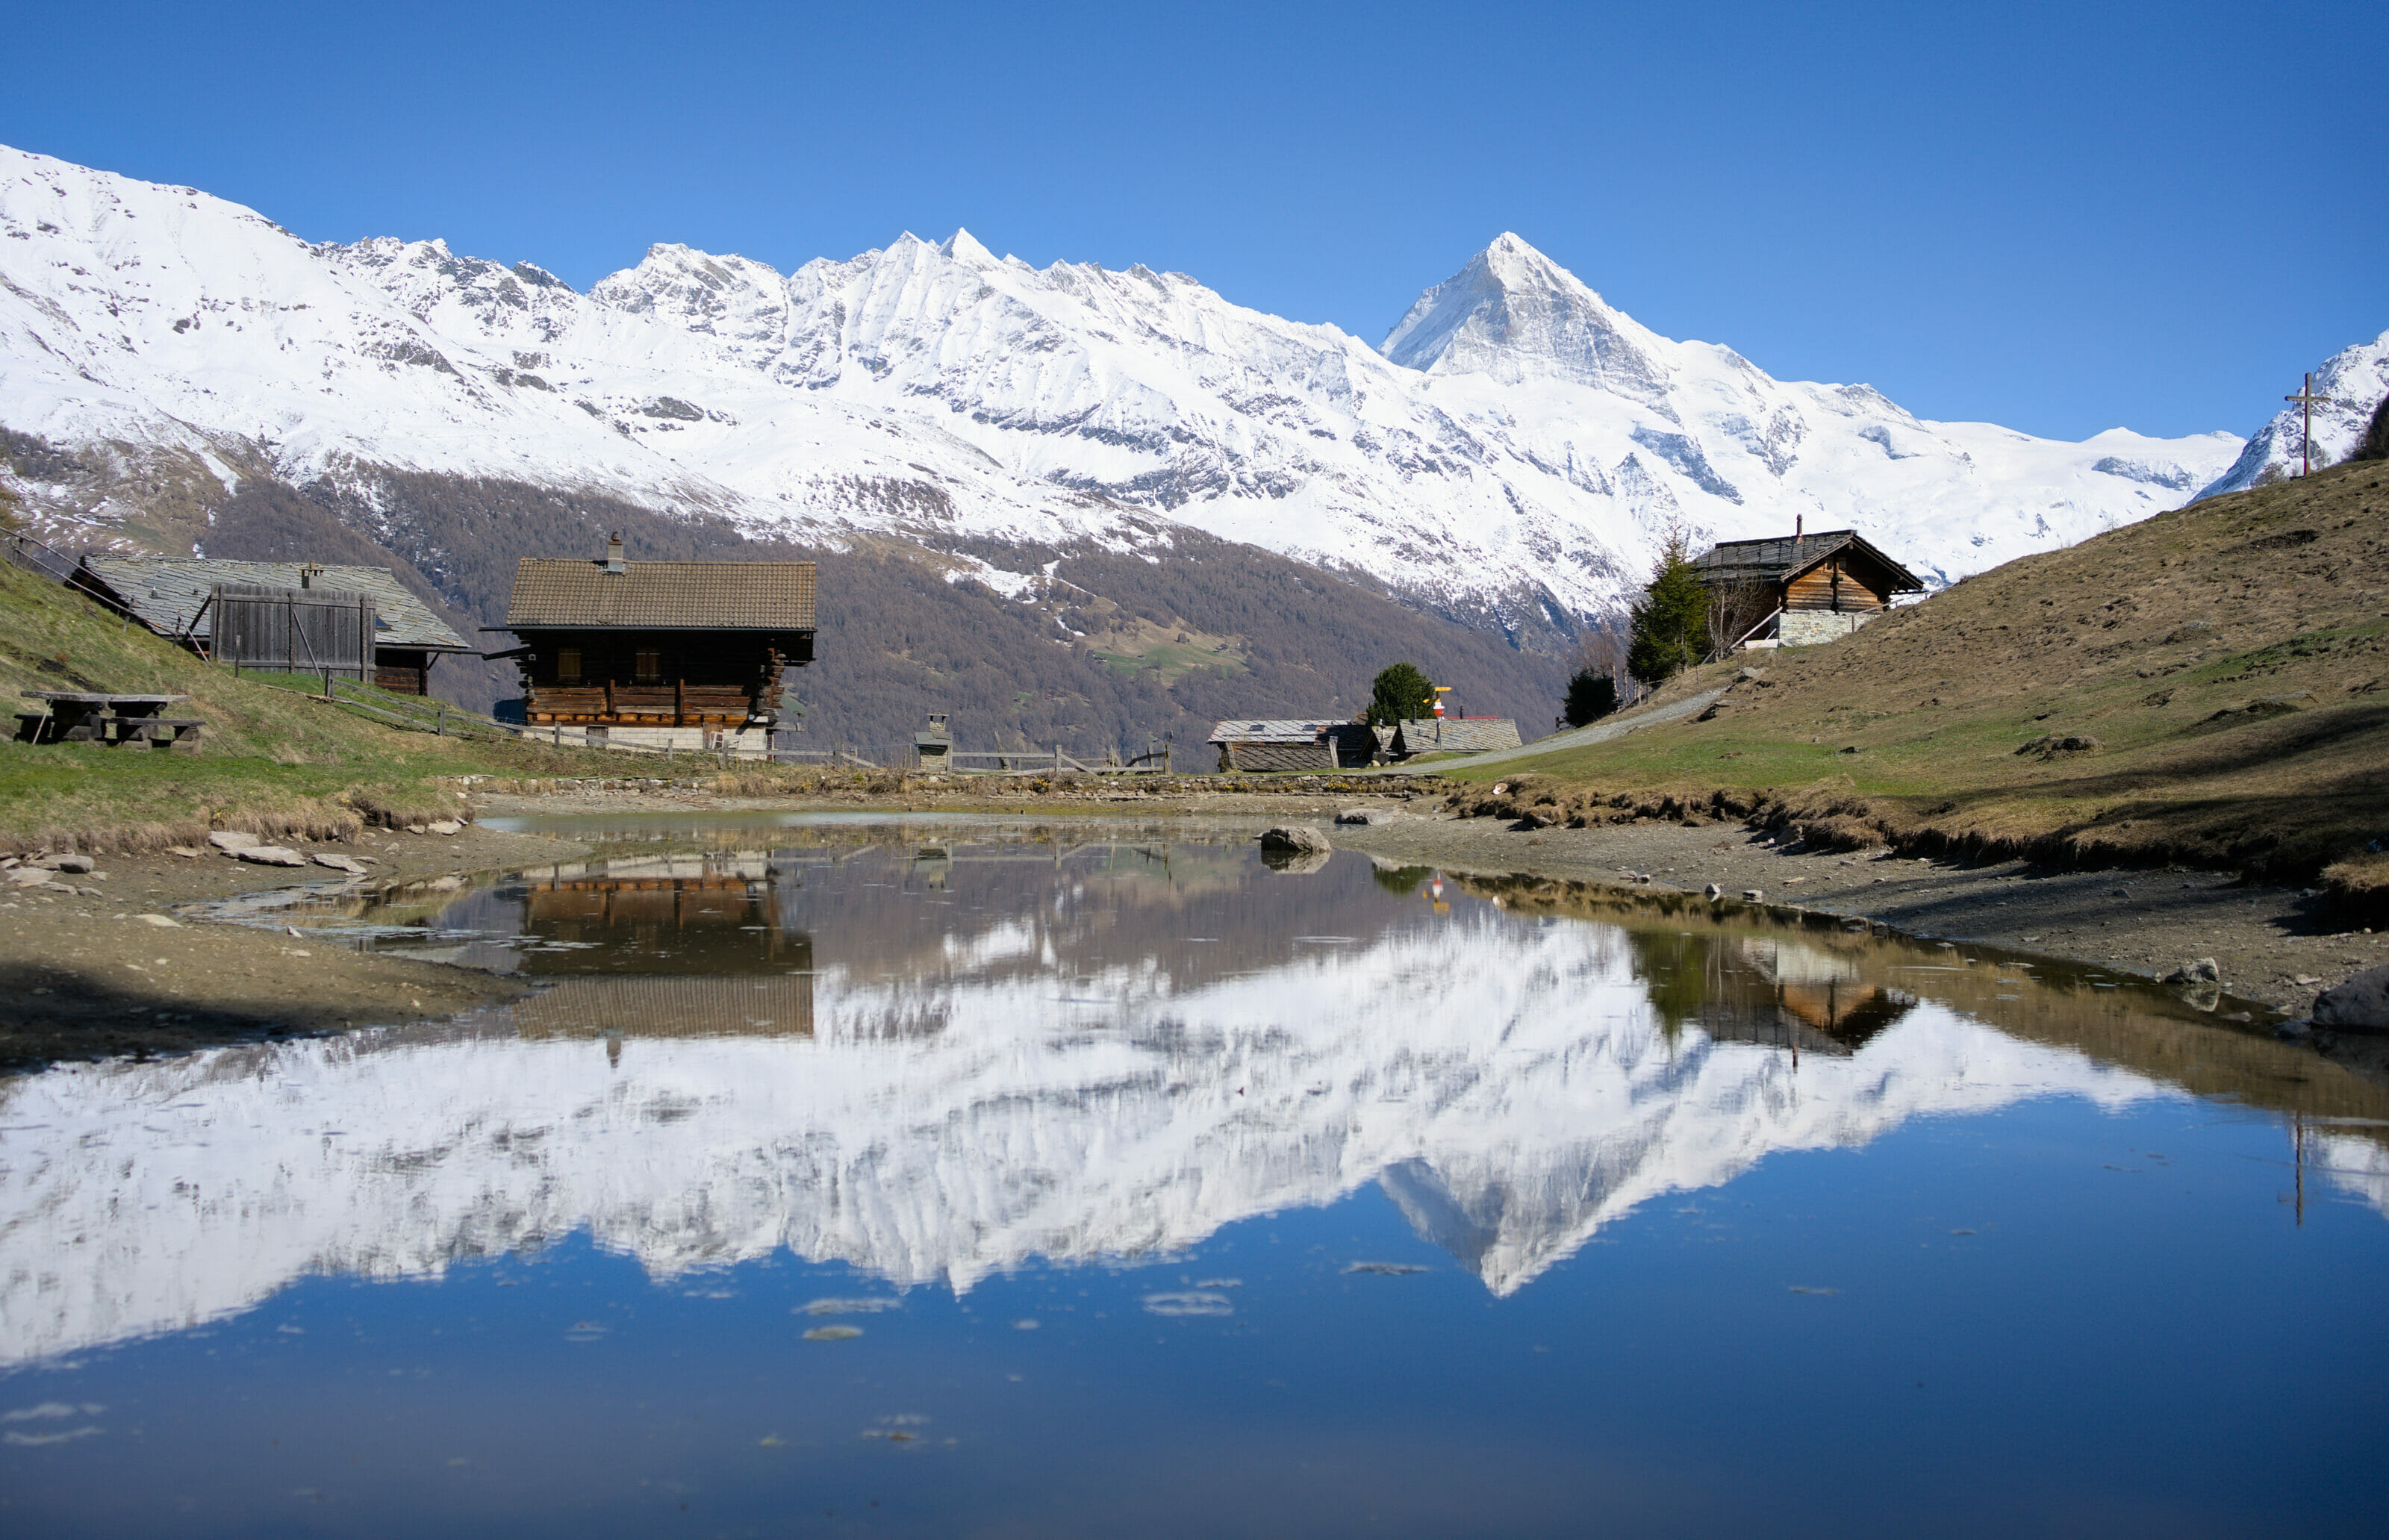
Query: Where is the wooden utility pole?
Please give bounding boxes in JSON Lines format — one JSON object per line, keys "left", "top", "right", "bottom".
{"left": 2284, "top": 372, "right": 2337, "bottom": 476}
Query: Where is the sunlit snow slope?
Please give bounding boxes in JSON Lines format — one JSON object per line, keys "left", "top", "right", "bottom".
{"left": 0, "top": 145, "right": 2254, "bottom": 620}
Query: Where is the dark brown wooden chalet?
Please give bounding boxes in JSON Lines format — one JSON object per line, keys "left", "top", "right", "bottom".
{"left": 502, "top": 535, "right": 814, "bottom": 733}
{"left": 1690, "top": 527, "right": 1923, "bottom": 648}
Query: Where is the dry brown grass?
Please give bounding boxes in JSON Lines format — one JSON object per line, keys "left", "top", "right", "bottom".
{"left": 1451, "top": 460, "right": 2389, "bottom": 890}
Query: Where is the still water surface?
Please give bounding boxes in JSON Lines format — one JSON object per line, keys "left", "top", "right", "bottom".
{"left": 3, "top": 817, "right": 2386, "bottom": 1537}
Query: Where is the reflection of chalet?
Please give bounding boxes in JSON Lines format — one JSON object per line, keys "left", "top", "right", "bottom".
{"left": 75, "top": 557, "right": 473, "bottom": 693}
{"left": 502, "top": 534, "right": 815, "bottom": 752}
{"left": 513, "top": 977, "right": 814, "bottom": 1040}
{"left": 522, "top": 870, "right": 809, "bottom": 972}
{"left": 1692, "top": 529, "right": 1923, "bottom": 649}
{"left": 1710, "top": 938, "right": 1910, "bottom": 1051}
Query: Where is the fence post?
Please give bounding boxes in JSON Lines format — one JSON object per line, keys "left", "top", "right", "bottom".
{"left": 436, "top": 705, "right": 446, "bottom": 737}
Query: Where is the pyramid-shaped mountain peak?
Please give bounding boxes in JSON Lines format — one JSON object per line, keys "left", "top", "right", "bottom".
{"left": 1381, "top": 235, "right": 1660, "bottom": 402}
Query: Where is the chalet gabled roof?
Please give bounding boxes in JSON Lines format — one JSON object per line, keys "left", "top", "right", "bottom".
{"left": 1207, "top": 718, "right": 1347, "bottom": 744}
{"left": 1376, "top": 718, "right": 1524, "bottom": 755}
{"left": 505, "top": 558, "right": 817, "bottom": 630}
{"left": 77, "top": 558, "right": 473, "bottom": 652}
{"left": 1691, "top": 530, "right": 1924, "bottom": 593}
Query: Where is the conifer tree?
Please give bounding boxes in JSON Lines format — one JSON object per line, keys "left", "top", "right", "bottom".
{"left": 1366, "top": 661, "right": 1435, "bottom": 726}
{"left": 1561, "top": 669, "right": 1617, "bottom": 727}
{"left": 1627, "top": 532, "right": 1711, "bottom": 687}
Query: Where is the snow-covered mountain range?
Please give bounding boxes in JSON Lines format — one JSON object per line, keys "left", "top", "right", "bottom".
{"left": 0, "top": 143, "right": 2249, "bottom": 625}
{"left": 2193, "top": 326, "right": 2389, "bottom": 499}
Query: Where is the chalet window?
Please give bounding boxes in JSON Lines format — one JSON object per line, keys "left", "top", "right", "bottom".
{"left": 558, "top": 646, "right": 582, "bottom": 682}
{"left": 635, "top": 647, "right": 661, "bottom": 683}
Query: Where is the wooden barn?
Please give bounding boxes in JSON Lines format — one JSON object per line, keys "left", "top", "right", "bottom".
{"left": 75, "top": 557, "right": 473, "bottom": 693}
{"left": 1690, "top": 528, "right": 1923, "bottom": 648}
{"left": 500, "top": 534, "right": 815, "bottom": 752}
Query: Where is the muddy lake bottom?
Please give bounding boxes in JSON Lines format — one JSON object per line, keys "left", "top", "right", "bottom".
{"left": 3, "top": 814, "right": 2385, "bottom": 1538}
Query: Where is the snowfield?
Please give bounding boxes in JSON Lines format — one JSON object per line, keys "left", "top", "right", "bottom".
{"left": 0, "top": 143, "right": 2253, "bottom": 623}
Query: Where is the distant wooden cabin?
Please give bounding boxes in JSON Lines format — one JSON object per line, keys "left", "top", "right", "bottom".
{"left": 1690, "top": 529, "right": 1923, "bottom": 648}
{"left": 1207, "top": 719, "right": 1378, "bottom": 773}
{"left": 1374, "top": 717, "right": 1522, "bottom": 761}
{"left": 501, "top": 534, "right": 815, "bottom": 752}
{"left": 76, "top": 557, "right": 473, "bottom": 693}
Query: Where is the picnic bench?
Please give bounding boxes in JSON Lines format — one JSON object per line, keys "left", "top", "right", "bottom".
{"left": 16, "top": 692, "right": 206, "bottom": 751}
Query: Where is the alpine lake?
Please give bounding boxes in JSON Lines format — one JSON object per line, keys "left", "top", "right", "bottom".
{"left": 3, "top": 813, "right": 2384, "bottom": 1538}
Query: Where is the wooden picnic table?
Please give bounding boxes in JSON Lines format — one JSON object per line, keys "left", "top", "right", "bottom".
{"left": 18, "top": 691, "right": 204, "bottom": 749}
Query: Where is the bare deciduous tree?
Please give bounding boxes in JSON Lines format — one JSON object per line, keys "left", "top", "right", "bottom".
{"left": 1703, "top": 570, "right": 1776, "bottom": 661}
{"left": 1569, "top": 622, "right": 1637, "bottom": 708}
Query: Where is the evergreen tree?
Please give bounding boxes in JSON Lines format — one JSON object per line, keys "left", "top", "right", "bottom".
{"left": 1366, "top": 661, "right": 1435, "bottom": 726}
{"left": 1627, "top": 533, "right": 1711, "bottom": 687}
{"left": 1561, "top": 669, "right": 1618, "bottom": 727}
{"left": 2355, "top": 395, "right": 2389, "bottom": 463}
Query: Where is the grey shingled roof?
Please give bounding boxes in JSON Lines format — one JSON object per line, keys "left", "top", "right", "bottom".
{"left": 1206, "top": 719, "right": 1346, "bottom": 744}
{"left": 506, "top": 558, "right": 817, "bottom": 630}
{"left": 1377, "top": 718, "right": 1523, "bottom": 755}
{"left": 78, "top": 558, "right": 473, "bottom": 652}
{"left": 1691, "top": 530, "right": 1922, "bottom": 591}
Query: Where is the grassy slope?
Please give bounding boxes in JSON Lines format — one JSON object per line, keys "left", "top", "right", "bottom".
{"left": 1445, "top": 460, "right": 2389, "bottom": 891}
{"left": 0, "top": 559, "right": 697, "bottom": 848}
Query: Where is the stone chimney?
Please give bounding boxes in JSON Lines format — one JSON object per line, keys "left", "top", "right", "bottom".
{"left": 299, "top": 563, "right": 325, "bottom": 589}
{"left": 604, "top": 532, "right": 625, "bottom": 574}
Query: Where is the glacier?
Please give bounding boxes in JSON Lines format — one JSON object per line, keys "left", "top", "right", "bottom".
{"left": 0, "top": 143, "right": 2251, "bottom": 624}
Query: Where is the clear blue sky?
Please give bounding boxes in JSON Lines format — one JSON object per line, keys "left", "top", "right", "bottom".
{"left": 7, "top": 1, "right": 2381, "bottom": 442}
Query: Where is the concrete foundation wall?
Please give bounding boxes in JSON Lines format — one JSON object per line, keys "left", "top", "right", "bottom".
{"left": 514, "top": 723, "right": 776, "bottom": 759}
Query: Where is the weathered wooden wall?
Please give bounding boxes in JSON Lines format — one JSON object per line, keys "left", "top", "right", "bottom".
{"left": 1783, "top": 558, "right": 1892, "bottom": 613}
{"left": 211, "top": 583, "right": 377, "bottom": 677}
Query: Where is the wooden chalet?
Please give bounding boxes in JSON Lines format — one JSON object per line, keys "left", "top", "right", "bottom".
{"left": 75, "top": 557, "right": 473, "bottom": 693}
{"left": 501, "top": 534, "right": 815, "bottom": 749}
{"left": 1690, "top": 526, "right": 1923, "bottom": 648}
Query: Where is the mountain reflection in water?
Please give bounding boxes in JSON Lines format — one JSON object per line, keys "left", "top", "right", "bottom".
{"left": 3, "top": 826, "right": 2385, "bottom": 1373}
